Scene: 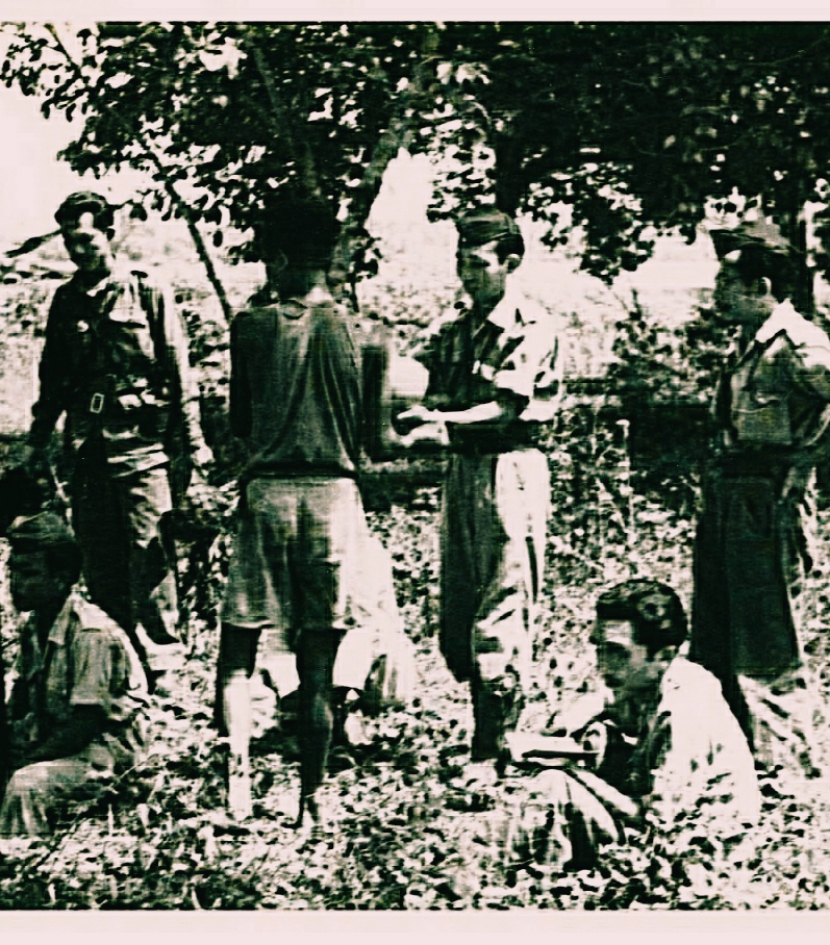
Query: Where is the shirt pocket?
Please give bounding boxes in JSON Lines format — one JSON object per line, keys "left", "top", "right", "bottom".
{"left": 731, "top": 341, "right": 795, "bottom": 446}
{"left": 107, "top": 301, "right": 156, "bottom": 363}
{"left": 731, "top": 395, "right": 793, "bottom": 446}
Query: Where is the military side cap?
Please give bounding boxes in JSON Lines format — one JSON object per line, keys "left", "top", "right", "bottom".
{"left": 711, "top": 219, "right": 795, "bottom": 262}
{"left": 7, "top": 511, "right": 76, "bottom": 552}
{"left": 456, "top": 208, "right": 522, "bottom": 250}
{"left": 54, "top": 191, "right": 115, "bottom": 229}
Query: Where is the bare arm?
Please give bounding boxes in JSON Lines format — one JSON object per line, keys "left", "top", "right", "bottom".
{"left": 564, "top": 765, "right": 643, "bottom": 825}
{"left": 398, "top": 390, "right": 527, "bottom": 429}
{"left": 228, "top": 314, "right": 252, "bottom": 441}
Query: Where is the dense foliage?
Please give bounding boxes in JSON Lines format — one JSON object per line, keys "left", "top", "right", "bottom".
{"left": 3, "top": 20, "right": 830, "bottom": 910}
{"left": 424, "top": 23, "right": 830, "bottom": 297}
{"left": 0, "top": 22, "right": 442, "bottom": 315}
{"left": 6, "top": 22, "right": 830, "bottom": 301}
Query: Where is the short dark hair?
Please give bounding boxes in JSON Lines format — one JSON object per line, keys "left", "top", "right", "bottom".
{"left": 55, "top": 191, "right": 115, "bottom": 233}
{"left": 593, "top": 579, "right": 687, "bottom": 657}
{"left": 253, "top": 195, "right": 339, "bottom": 266}
{"left": 456, "top": 207, "right": 525, "bottom": 263}
{"left": 8, "top": 512, "right": 82, "bottom": 586}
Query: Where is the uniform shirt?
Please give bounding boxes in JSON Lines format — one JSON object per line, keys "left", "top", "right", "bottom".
{"left": 230, "top": 295, "right": 362, "bottom": 479}
{"left": 714, "top": 300, "right": 830, "bottom": 458}
{"left": 9, "top": 592, "right": 150, "bottom": 769}
{"left": 411, "top": 286, "right": 564, "bottom": 450}
{"left": 28, "top": 268, "right": 207, "bottom": 477}
{"left": 622, "top": 657, "right": 761, "bottom": 828}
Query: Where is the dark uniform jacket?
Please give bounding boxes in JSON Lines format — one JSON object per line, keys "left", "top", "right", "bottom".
{"left": 692, "top": 300, "right": 830, "bottom": 676}
{"left": 28, "top": 269, "right": 207, "bottom": 477}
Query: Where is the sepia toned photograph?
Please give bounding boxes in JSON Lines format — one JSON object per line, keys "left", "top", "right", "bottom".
{"left": 1, "top": 13, "right": 830, "bottom": 919}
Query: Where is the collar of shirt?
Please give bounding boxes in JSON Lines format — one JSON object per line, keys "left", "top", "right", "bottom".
{"left": 623, "top": 657, "right": 690, "bottom": 739}
{"left": 285, "top": 286, "right": 333, "bottom": 304}
{"left": 46, "top": 592, "right": 82, "bottom": 648}
{"left": 753, "top": 298, "right": 799, "bottom": 346}
{"left": 69, "top": 265, "right": 137, "bottom": 303}
{"left": 19, "top": 592, "right": 77, "bottom": 682}
{"left": 472, "top": 286, "right": 536, "bottom": 335}
{"left": 70, "top": 272, "right": 115, "bottom": 300}
{"left": 280, "top": 298, "right": 312, "bottom": 319}
{"left": 260, "top": 287, "right": 335, "bottom": 318}
{"left": 656, "top": 656, "right": 723, "bottom": 711}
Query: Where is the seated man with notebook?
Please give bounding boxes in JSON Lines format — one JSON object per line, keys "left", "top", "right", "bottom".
{"left": 508, "top": 580, "right": 761, "bottom": 870}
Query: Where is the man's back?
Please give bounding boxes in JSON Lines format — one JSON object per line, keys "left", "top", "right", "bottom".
{"left": 230, "top": 298, "right": 362, "bottom": 479}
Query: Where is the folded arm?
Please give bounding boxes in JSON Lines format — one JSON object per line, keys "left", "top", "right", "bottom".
{"left": 24, "top": 705, "right": 106, "bottom": 764}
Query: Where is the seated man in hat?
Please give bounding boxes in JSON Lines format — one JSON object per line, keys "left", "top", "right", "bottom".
{"left": 690, "top": 219, "right": 830, "bottom": 782}
{"left": 0, "top": 513, "right": 150, "bottom": 839}
{"left": 397, "top": 207, "right": 564, "bottom": 773}
{"left": 507, "top": 580, "right": 760, "bottom": 871}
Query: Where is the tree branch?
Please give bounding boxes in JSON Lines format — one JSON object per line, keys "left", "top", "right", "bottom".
{"left": 247, "top": 41, "right": 320, "bottom": 197}
{"left": 44, "top": 23, "right": 233, "bottom": 323}
{"left": 333, "top": 26, "right": 442, "bottom": 305}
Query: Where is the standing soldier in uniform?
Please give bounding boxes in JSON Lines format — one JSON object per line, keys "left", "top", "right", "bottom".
{"left": 399, "top": 207, "right": 564, "bottom": 774}
{"left": 691, "top": 219, "right": 830, "bottom": 780}
{"left": 21, "top": 192, "right": 213, "bottom": 687}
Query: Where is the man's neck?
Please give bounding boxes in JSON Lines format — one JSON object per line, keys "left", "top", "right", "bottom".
{"left": 614, "top": 674, "right": 666, "bottom": 735}
{"left": 737, "top": 311, "right": 773, "bottom": 348}
{"left": 472, "top": 289, "right": 507, "bottom": 322}
{"left": 270, "top": 268, "right": 331, "bottom": 303}
{"left": 34, "top": 592, "right": 70, "bottom": 647}
{"left": 74, "top": 266, "right": 113, "bottom": 293}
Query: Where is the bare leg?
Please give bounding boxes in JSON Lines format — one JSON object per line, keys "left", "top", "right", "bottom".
{"left": 470, "top": 669, "right": 505, "bottom": 763}
{"left": 219, "top": 624, "right": 259, "bottom": 821}
{"left": 295, "top": 629, "right": 340, "bottom": 826}
{"left": 224, "top": 669, "right": 253, "bottom": 820}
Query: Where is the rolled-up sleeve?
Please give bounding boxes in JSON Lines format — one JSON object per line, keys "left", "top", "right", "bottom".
{"left": 795, "top": 338, "right": 830, "bottom": 402}
{"left": 69, "top": 628, "right": 113, "bottom": 713}
{"left": 493, "top": 317, "right": 562, "bottom": 402}
{"left": 758, "top": 304, "right": 830, "bottom": 403}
